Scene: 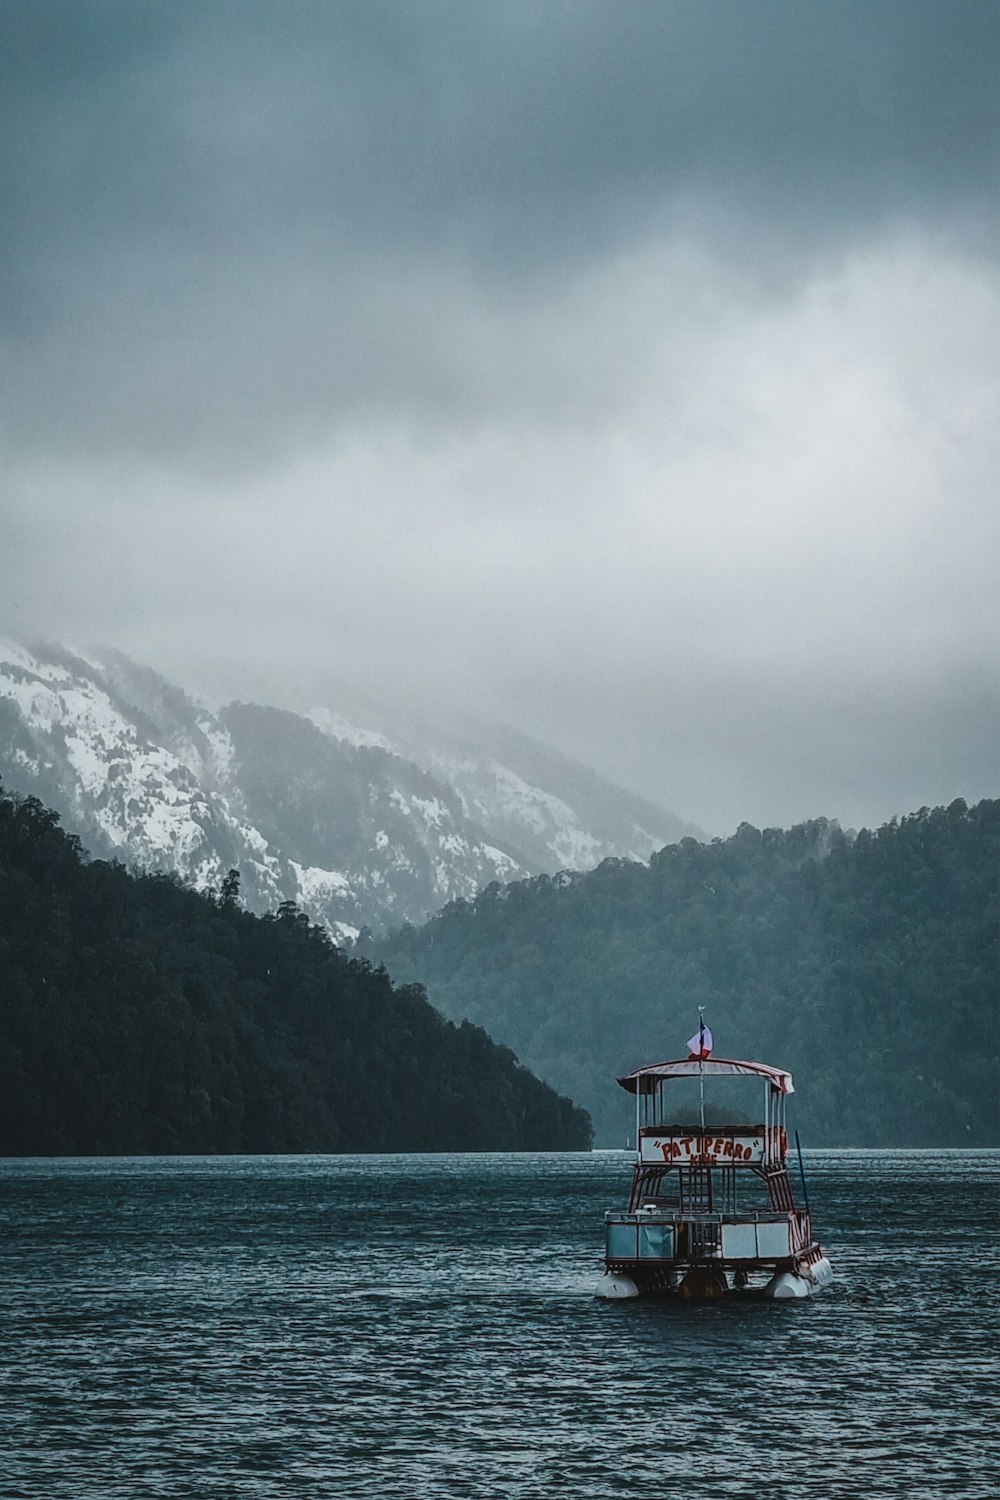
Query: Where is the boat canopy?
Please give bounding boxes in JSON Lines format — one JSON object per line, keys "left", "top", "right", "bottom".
{"left": 617, "top": 1057, "right": 795, "bottom": 1096}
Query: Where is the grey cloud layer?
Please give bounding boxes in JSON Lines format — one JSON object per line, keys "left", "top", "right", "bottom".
{"left": 2, "top": 0, "right": 996, "bottom": 468}
{"left": 1, "top": 1, "right": 996, "bottom": 833}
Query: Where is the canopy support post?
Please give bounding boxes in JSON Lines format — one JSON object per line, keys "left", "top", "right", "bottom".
{"left": 795, "top": 1129, "right": 810, "bottom": 1211}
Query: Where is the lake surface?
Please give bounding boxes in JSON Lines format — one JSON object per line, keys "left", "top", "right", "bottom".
{"left": 0, "top": 1150, "right": 997, "bottom": 1499}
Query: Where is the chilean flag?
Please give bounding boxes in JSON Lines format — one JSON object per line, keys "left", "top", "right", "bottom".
{"left": 687, "top": 1020, "right": 713, "bottom": 1059}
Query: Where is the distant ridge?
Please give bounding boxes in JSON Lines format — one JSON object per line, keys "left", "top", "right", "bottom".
{"left": 0, "top": 639, "right": 701, "bottom": 935}
{"left": 310, "top": 699, "right": 703, "bottom": 874}
{"left": 372, "top": 800, "right": 1000, "bottom": 1148}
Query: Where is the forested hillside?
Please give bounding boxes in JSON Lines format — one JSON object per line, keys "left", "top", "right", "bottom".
{"left": 373, "top": 800, "right": 999, "bottom": 1147}
{"left": 0, "top": 785, "right": 591, "bottom": 1154}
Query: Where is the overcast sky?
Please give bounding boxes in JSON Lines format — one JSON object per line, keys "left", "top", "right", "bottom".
{"left": 2, "top": 0, "right": 997, "bottom": 835}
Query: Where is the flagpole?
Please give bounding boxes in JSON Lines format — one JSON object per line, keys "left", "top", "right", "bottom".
{"left": 698, "top": 1005, "right": 706, "bottom": 1134}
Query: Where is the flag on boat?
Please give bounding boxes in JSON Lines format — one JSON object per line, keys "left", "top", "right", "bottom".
{"left": 687, "top": 1020, "right": 713, "bottom": 1059}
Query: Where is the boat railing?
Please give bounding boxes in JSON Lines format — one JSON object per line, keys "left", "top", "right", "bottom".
{"left": 605, "top": 1206, "right": 814, "bottom": 1264}
{"left": 605, "top": 1209, "right": 799, "bottom": 1226}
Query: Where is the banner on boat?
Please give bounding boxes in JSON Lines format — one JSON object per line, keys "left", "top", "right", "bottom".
{"left": 639, "top": 1131, "right": 767, "bottom": 1165}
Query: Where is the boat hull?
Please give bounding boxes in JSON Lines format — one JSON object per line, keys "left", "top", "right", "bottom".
{"left": 763, "top": 1255, "right": 833, "bottom": 1299}
{"left": 595, "top": 1273, "right": 642, "bottom": 1299}
{"left": 595, "top": 1250, "right": 833, "bottom": 1300}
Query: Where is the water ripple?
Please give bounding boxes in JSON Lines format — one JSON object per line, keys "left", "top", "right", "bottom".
{"left": 0, "top": 1150, "right": 997, "bottom": 1498}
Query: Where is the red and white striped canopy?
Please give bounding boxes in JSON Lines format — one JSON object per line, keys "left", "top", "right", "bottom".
{"left": 617, "top": 1057, "right": 795, "bottom": 1096}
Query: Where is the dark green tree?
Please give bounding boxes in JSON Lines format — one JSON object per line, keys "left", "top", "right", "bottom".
{"left": 0, "top": 782, "right": 591, "bottom": 1155}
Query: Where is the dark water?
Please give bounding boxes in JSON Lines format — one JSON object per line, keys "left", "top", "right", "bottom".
{"left": 0, "top": 1151, "right": 997, "bottom": 1499}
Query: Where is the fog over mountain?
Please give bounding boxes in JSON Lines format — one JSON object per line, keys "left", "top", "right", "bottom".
{"left": 1, "top": 2, "right": 996, "bottom": 833}
{"left": 0, "top": 639, "right": 699, "bottom": 935}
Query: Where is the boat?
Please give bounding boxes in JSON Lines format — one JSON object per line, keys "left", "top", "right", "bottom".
{"left": 596, "top": 1021, "right": 833, "bottom": 1300}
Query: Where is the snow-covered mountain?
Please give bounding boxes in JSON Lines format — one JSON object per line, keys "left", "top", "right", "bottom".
{"left": 0, "top": 640, "right": 701, "bottom": 935}
{"left": 307, "top": 702, "right": 699, "bottom": 873}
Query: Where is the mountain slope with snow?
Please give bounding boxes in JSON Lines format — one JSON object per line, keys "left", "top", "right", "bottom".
{"left": 307, "top": 700, "right": 701, "bottom": 874}
{"left": 0, "top": 640, "right": 701, "bottom": 933}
